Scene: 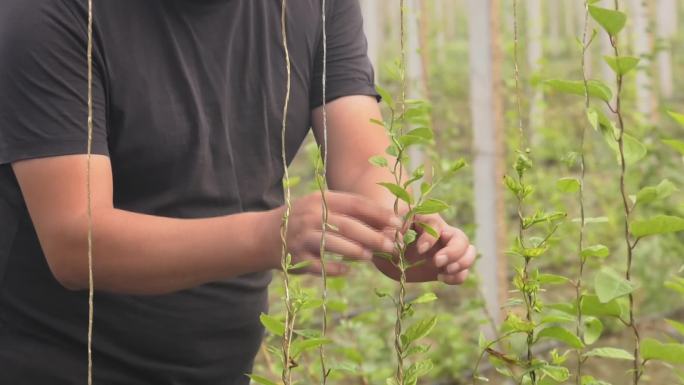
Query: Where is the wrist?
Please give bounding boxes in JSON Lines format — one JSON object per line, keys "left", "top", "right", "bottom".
{"left": 255, "top": 206, "right": 285, "bottom": 271}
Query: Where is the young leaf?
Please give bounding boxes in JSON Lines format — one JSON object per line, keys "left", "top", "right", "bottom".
{"left": 604, "top": 133, "right": 647, "bottom": 165}
{"left": 581, "top": 295, "right": 625, "bottom": 318}
{"left": 630, "top": 215, "right": 684, "bottom": 237}
{"left": 545, "top": 79, "right": 613, "bottom": 102}
{"left": 641, "top": 338, "right": 684, "bottom": 364}
{"left": 666, "top": 319, "right": 684, "bottom": 337}
{"left": 581, "top": 375, "right": 612, "bottom": 385}
{"left": 415, "top": 198, "right": 450, "bottom": 215}
{"left": 583, "top": 317, "right": 604, "bottom": 345}
{"left": 369, "top": 155, "right": 388, "bottom": 168}
{"left": 603, "top": 56, "right": 640, "bottom": 75}
{"left": 291, "top": 337, "right": 332, "bottom": 358}
{"left": 540, "top": 365, "right": 570, "bottom": 383}
{"left": 259, "top": 313, "right": 285, "bottom": 337}
{"left": 663, "top": 139, "right": 684, "bottom": 156}
{"left": 583, "top": 347, "right": 634, "bottom": 360}
{"left": 248, "top": 375, "right": 280, "bottom": 385}
{"left": 667, "top": 110, "right": 684, "bottom": 127}
{"left": 403, "top": 229, "right": 417, "bottom": 245}
{"left": 588, "top": 6, "right": 627, "bottom": 36}
{"left": 538, "top": 273, "right": 570, "bottom": 285}
{"left": 375, "top": 84, "right": 395, "bottom": 109}
{"left": 636, "top": 179, "right": 677, "bottom": 205}
{"left": 581, "top": 245, "right": 610, "bottom": 259}
{"left": 402, "top": 316, "right": 438, "bottom": 349}
{"left": 537, "top": 326, "right": 585, "bottom": 349}
{"left": 411, "top": 292, "right": 438, "bottom": 305}
{"left": 378, "top": 182, "right": 412, "bottom": 204}
{"left": 415, "top": 222, "right": 439, "bottom": 239}
{"left": 594, "top": 267, "right": 638, "bottom": 303}
{"left": 557, "top": 177, "right": 581, "bottom": 193}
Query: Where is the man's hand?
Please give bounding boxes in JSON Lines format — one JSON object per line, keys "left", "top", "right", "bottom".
{"left": 373, "top": 213, "right": 476, "bottom": 285}
{"left": 269, "top": 191, "right": 402, "bottom": 276}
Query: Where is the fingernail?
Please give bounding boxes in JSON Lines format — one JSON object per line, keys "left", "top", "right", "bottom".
{"left": 418, "top": 242, "right": 429, "bottom": 254}
{"left": 435, "top": 254, "right": 448, "bottom": 267}
{"left": 446, "top": 263, "right": 460, "bottom": 274}
{"left": 390, "top": 216, "right": 403, "bottom": 228}
{"left": 383, "top": 239, "right": 395, "bottom": 252}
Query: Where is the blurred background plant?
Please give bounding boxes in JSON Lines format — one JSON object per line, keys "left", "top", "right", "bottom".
{"left": 253, "top": 1, "right": 684, "bottom": 384}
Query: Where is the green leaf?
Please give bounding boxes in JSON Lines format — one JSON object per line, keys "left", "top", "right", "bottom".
{"left": 545, "top": 79, "right": 613, "bottom": 102}
{"left": 636, "top": 179, "right": 677, "bottom": 205}
{"left": 411, "top": 292, "right": 438, "bottom": 304}
{"left": 667, "top": 110, "right": 684, "bottom": 127}
{"left": 587, "top": 107, "right": 617, "bottom": 135}
{"left": 581, "top": 295, "right": 626, "bottom": 318}
{"left": 557, "top": 177, "right": 581, "bottom": 193}
{"left": 537, "top": 326, "right": 585, "bottom": 349}
{"left": 248, "top": 374, "right": 280, "bottom": 385}
{"left": 641, "top": 338, "right": 684, "bottom": 364}
{"left": 605, "top": 133, "right": 647, "bottom": 165}
{"left": 663, "top": 139, "right": 684, "bottom": 156}
{"left": 581, "top": 376, "right": 612, "bottom": 385}
{"left": 402, "top": 316, "right": 437, "bottom": 349}
{"left": 603, "top": 56, "right": 640, "bottom": 75}
{"left": 415, "top": 222, "right": 439, "bottom": 238}
{"left": 291, "top": 337, "right": 332, "bottom": 358}
{"left": 584, "top": 347, "right": 634, "bottom": 360}
{"left": 540, "top": 365, "right": 570, "bottom": 382}
{"left": 403, "top": 229, "right": 417, "bottom": 245}
{"left": 369, "top": 155, "right": 388, "bottom": 167}
{"left": 378, "top": 182, "right": 412, "bottom": 204}
{"left": 594, "top": 267, "right": 638, "bottom": 303}
{"left": 631, "top": 215, "right": 684, "bottom": 237}
{"left": 260, "top": 313, "right": 285, "bottom": 337}
{"left": 376, "top": 84, "right": 395, "bottom": 109}
{"left": 415, "top": 198, "right": 450, "bottom": 215}
{"left": 446, "top": 158, "right": 467, "bottom": 174}
{"left": 405, "top": 360, "right": 434, "bottom": 384}
{"left": 581, "top": 245, "right": 610, "bottom": 259}
{"left": 583, "top": 317, "right": 604, "bottom": 345}
{"left": 589, "top": 6, "right": 627, "bottom": 36}
{"left": 538, "top": 273, "right": 570, "bottom": 285}
{"left": 502, "top": 313, "right": 535, "bottom": 333}
{"left": 666, "top": 319, "right": 684, "bottom": 337}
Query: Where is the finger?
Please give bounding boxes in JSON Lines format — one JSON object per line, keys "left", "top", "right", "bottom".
{"left": 438, "top": 269, "right": 470, "bottom": 285}
{"left": 327, "top": 192, "right": 402, "bottom": 230}
{"left": 444, "top": 245, "right": 477, "bottom": 274}
{"left": 414, "top": 217, "right": 444, "bottom": 254}
{"left": 439, "top": 226, "right": 469, "bottom": 247}
{"left": 305, "top": 259, "right": 350, "bottom": 277}
{"left": 433, "top": 231, "right": 470, "bottom": 268}
{"left": 329, "top": 214, "right": 395, "bottom": 254}
{"left": 304, "top": 231, "right": 372, "bottom": 261}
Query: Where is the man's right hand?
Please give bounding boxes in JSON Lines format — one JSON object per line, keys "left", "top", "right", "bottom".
{"left": 265, "top": 191, "right": 403, "bottom": 276}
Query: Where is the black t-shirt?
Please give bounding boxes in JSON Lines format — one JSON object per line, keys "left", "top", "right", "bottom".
{"left": 0, "top": 0, "right": 377, "bottom": 383}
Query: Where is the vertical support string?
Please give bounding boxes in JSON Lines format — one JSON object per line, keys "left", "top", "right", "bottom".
{"left": 86, "top": 0, "right": 95, "bottom": 384}
{"left": 279, "top": 1, "right": 295, "bottom": 384}
{"left": 317, "top": 0, "right": 331, "bottom": 383}
{"left": 576, "top": 2, "right": 591, "bottom": 384}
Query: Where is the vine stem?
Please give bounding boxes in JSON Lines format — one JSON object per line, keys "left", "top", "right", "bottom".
{"left": 609, "top": 1, "right": 641, "bottom": 384}
{"left": 392, "top": 1, "right": 408, "bottom": 383}
{"left": 575, "top": 2, "right": 591, "bottom": 384}
{"left": 318, "top": 0, "right": 331, "bottom": 383}
{"left": 86, "top": 0, "right": 95, "bottom": 384}
{"left": 512, "top": 1, "right": 536, "bottom": 384}
{"left": 279, "top": 1, "right": 295, "bottom": 384}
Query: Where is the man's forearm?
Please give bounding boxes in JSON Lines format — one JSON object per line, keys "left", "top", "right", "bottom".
{"left": 54, "top": 207, "right": 281, "bottom": 295}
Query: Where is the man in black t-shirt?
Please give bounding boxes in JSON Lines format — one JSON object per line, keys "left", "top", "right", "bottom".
{"left": 0, "top": 0, "right": 476, "bottom": 383}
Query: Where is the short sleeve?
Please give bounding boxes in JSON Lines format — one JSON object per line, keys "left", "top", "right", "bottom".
{"left": 309, "top": 0, "right": 380, "bottom": 108}
{"left": 0, "top": 0, "right": 108, "bottom": 165}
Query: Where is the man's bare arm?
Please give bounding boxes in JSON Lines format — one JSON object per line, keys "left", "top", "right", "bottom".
{"left": 13, "top": 154, "right": 398, "bottom": 295}
{"left": 12, "top": 155, "right": 283, "bottom": 295}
